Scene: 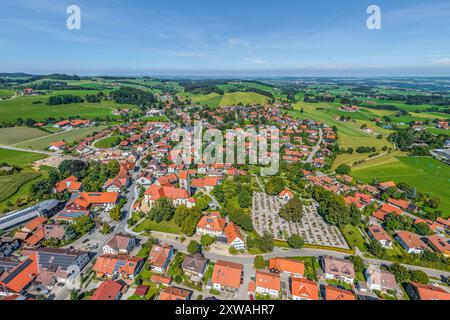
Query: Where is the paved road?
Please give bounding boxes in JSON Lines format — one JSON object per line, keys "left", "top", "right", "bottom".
{"left": 306, "top": 128, "right": 323, "bottom": 163}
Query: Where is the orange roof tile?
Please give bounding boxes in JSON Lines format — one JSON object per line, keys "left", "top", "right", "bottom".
{"left": 255, "top": 271, "right": 281, "bottom": 292}
{"left": 291, "top": 278, "right": 319, "bottom": 300}
{"left": 212, "top": 260, "right": 243, "bottom": 289}
{"left": 410, "top": 282, "right": 450, "bottom": 300}
{"left": 90, "top": 280, "right": 123, "bottom": 300}
{"left": 269, "top": 258, "right": 305, "bottom": 276}
{"left": 224, "top": 223, "right": 243, "bottom": 244}
{"left": 197, "top": 213, "right": 226, "bottom": 233}
{"left": 23, "top": 216, "right": 48, "bottom": 232}
{"left": 325, "top": 286, "right": 355, "bottom": 300}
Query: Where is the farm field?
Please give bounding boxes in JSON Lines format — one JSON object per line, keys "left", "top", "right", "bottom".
{"left": 0, "top": 127, "right": 50, "bottom": 145}
{"left": 219, "top": 92, "right": 269, "bottom": 107}
{"left": 290, "top": 102, "right": 395, "bottom": 150}
{"left": 15, "top": 126, "right": 107, "bottom": 150}
{"left": 0, "top": 148, "right": 47, "bottom": 168}
{"left": 352, "top": 156, "right": 450, "bottom": 216}
{"left": 0, "top": 90, "right": 137, "bottom": 124}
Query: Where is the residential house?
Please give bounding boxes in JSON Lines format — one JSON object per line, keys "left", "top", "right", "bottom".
{"left": 291, "top": 278, "right": 319, "bottom": 300}
{"left": 93, "top": 254, "right": 144, "bottom": 280}
{"left": 148, "top": 244, "right": 174, "bottom": 273}
{"left": 55, "top": 176, "right": 82, "bottom": 194}
{"left": 181, "top": 254, "right": 208, "bottom": 281}
{"left": 224, "top": 223, "right": 245, "bottom": 251}
{"left": 395, "top": 231, "right": 428, "bottom": 254}
{"left": 0, "top": 239, "right": 20, "bottom": 258}
{"left": 279, "top": 189, "right": 294, "bottom": 202}
{"left": 367, "top": 225, "right": 393, "bottom": 249}
{"left": 212, "top": 260, "right": 243, "bottom": 293}
{"left": 77, "top": 192, "right": 119, "bottom": 211}
{"left": 269, "top": 258, "right": 305, "bottom": 278}
{"left": 364, "top": 266, "right": 399, "bottom": 294}
{"left": 322, "top": 256, "right": 355, "bottom": 284}
{"left": 425, "top": 235, "right": 450, "bottom": 257}
{"left": 196, "top": 212, "right": 226, "bottom": 237}
{"left": 324, "top": 286, "right": 356, "bottom": 300}
{"left": 255, "top": 271, "right": 281, "bottom": 298}
{"left": 103, "top": 234, "right": 137, "bottom": 255}
{"left": 159, "top": 286, "right": 192, "bottom": 301}
{"left": 90, "top": 280, "right": 125, "bottom": 301}
{"left": 407, "top": 282, "right": 450, "bottom": 300}
{"left": 49, "top": 141, "right": 66, "bottom": 152}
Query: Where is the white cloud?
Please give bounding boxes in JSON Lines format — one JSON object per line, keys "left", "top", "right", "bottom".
{"left": 228, "top": 38, "right": 250, "bottom": 47}
{"left": 244, "top": 58, "right": 267, "bottom": 65}
{"left": 171, "top": 51, "right": 204, "bottom": 58}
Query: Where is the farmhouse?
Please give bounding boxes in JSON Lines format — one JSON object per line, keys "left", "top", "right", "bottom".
{"left": 49, "top": 141, "right": 66, "bottom": 152}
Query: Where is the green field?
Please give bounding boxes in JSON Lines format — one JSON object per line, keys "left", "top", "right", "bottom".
{"left": 0, "top": 127, "right": 50, "bottom": 145}
{"left": 0, "top": 172, "right": 41, "bottom": 203}
{"left": 290, "top": 101, "right": 394, "bottom": 150}
{"left": 352, "top": 156, "right": 450, "bottom": 216}
{"left": 94, "top": 135, "right": 120, "bottom": 149}
{"left": 219, "top": 92, "right": 270, "bottom": 107}
{"left": 0, "top": 148, "right": 47, "bottom": 168}
{"left": 0, "top": 89, "right": 16, "bottom": 99}
{"left": 0, "top": 90, "right": 137, "bottom": 124}
{"left": 15, "top": 126, "right": 106, "bottom": 150}
{"left": 133, "top": 219, "right": 181, "bottom": 235}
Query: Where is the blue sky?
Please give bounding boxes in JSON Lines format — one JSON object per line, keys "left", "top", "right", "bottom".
{"left": 1, "top": 0, "right": 450, "bottom": 76}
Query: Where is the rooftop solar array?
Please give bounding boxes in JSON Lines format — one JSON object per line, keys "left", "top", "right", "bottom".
{"left": 1, "top": 259, "right": 33, "bottom": 284}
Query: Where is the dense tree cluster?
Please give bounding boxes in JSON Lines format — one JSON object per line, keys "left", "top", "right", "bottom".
{"left": 280, "top": 197, "right": 303, "bottom": 222}
{"left": 389, "top": 128, "right": 446, "bottom": 155}
{"left": 47, "top": 94, "right": 84, "bottom": 105}
{"left": 110, "top": 87, "right": 156, "bottom": 108}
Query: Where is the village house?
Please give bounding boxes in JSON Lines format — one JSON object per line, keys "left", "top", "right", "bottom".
{"left": 48, "top": 141, "right": 66, "bottom": 152}
{"left": 181, "top": 254, "right": 208, "bottom": 282}
{"left": 212, "top": 260, "right": 243, "bottom": 294}
{"left": 279, "top": 189, "right": 294, "bottom": 202}
{"left": 324, "top": 286, "right": 356, "bottom": 300}
{"left": 0, "top": 255, "right": 38, "bottom": 295}
{"left": 54, "top": 176, "right": 82, "bottom": 194}
{"left": 224, "top": 223, "right": 245, "bottom": 251}
{"left": 196, "top": 212, "right": 226, "bottom": 238}
{"left": 77, "top": 192, "right": 120, "bottom": 211}
{"left": 364, "top": 266, "right": 399, "bottom": 295}
{"left": 255, "top": 270, "right": 281, "bottom": 298}
{"left": 90, "top": 280, "right": 126, "bottom": 301}
{"left": 93, "top": 254, "right": 144, "bottom": 280}
{"left": 322, "top": 256, "right": 355, "bottom": 284}
{"left": 425, "top": 235, "right": 450, "bottom": 257}
{"left": 407, "top": 282, "right": 450, "bottom": 300}
{"left": 269, "top": 258, "right": 305, "bottom": 278}
{"left": 148, "top": 244, "right": 174, "bottom": 273}
{"left": 395, "top": 231, "right": 428, "bottom": 254}
{"left": 159, "top": 286, "right": 192, "bottom": 301}
{"left": 291, "top": 278, "right": 319, "bottom": 300}
{"left": 367, "top": 225, "right": 393, "bottom": 249}
{"left": 102, "top": 234, "right": 137, "bottom": 255}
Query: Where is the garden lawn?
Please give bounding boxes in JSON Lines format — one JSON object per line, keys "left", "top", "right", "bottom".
{"left": 341, "top": 225, "right": 367, "bottom": 252}
{"left": 133, "top": 219, "right": 181, "bottom": 235}
{"left": 352, "top": 156, "right": 450, "bottom": 216}
{"left": 94, "top": 135, "right": 120, "bottom": 149}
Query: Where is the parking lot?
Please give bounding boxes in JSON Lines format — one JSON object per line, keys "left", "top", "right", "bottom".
{"left": 252, "top": 192, "right": 349, "bottom": 249}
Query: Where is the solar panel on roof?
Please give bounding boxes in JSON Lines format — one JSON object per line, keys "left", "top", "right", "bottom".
{"left": 2, "top": 259, "right": 33, "bottom": 284}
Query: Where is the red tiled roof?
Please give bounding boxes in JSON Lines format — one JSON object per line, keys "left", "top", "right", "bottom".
{"left": 90, "top": 280, "right": 123, "bottom": 300}
{"left": 197, "top": 213, "right": 226, "bottom": 233}
{"left": 255, "top": 271, "right": 280, "bottom": 292}
{"left": 368, "top": 225, "right": 391, "bottom": 242}
{"left": 291, "top": 278, "right": 319, "bottom": 300}
{"left": 79, "top": 192, "right": 119, "bottom": 204}
{"left": 0, "top": 254, "right": 38, "bottom": 293}
{"left": 212, "top": 260, "right": 243, "bottom": 289}
{"left": 145, "top": 185, "right": 189, "bottom": 201}
{"left": 159, "top": 286, "right": 191, "bottom": 300}
{"left": 396, "top": 231, "right": 428, "bottom": 250}
{"left": 224, "top": 223, "right": 243, "bottom": 244}
{"left": 410, "top": 282, "right": 450, "bottom": 300}
{"left": 23, "top": 216, "right": 48, "bottom": 232}
{"left": 325, "top": 286, "right": 355, "bottom": 300}
{"left": 269, "top": 258, "right": 305, "bottom": 276}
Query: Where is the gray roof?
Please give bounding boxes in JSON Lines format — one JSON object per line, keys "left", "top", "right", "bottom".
{"left": 181, "top": 254, "right": 208, "bottom": 274}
